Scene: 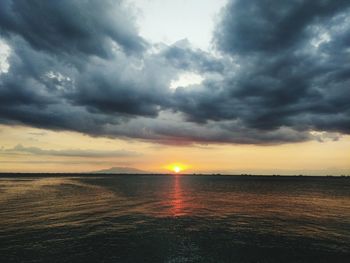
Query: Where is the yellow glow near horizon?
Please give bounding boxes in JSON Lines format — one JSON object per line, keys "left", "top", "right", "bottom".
{"left": 165, "top": 163, "right": 188, "bottom": 174}
{"left": 1, "top": 124, "right": 350, "bottom": 175}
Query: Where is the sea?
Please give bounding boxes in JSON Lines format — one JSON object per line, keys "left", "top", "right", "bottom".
{"left": 0, "top": 175, "right": 349, "bottom": 263}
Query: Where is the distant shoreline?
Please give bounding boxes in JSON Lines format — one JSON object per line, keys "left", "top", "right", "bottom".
{"left": 0, "top": 173, "right": 349, "bottom": 178}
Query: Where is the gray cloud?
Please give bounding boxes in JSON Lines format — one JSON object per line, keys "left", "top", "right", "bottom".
{"left": 2, "top": 144, "right": 138, "bottom": 158}
{"left": 214, "top": 0, "right": 350, "bottom": 55}
{"left": 161, "top": 39, "right": 225, "bottom": 73}
{"left": 173, "top": 0, "right": 350, "bottom": 134}
{"left": 0, "top": 0, "right": 349, "bottom": 145}
{"left": 0, "top": 0, "right": 146, "bottom": 58}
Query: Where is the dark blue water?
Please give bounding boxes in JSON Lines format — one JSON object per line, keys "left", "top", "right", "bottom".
{"left": 0, "top": 175, "right": 349, "bottom": 262}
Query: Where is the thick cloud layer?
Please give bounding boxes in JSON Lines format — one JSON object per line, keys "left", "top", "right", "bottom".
{"left": 0, "top": 0, "right": 349, "bottom": 145}
{"left": 215, "top": 0, "right": 350, "bottom": 54}
{"left": 0, "top": 0, "right": 146, "bottom": 57}
{"left": 175, "top": 0, "right": 350, "bottom": 134}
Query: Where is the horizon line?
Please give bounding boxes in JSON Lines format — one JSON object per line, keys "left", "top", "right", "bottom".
{"left": 0, "top": 173, "right": 349, "bottom": 177}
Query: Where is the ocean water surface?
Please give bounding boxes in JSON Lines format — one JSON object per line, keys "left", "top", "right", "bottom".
{"left": 0, "top": 175, "right": 349, "bottom": 262}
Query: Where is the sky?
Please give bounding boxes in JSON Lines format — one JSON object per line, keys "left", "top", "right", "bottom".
{"left": 0, "top": 0, "right": 349, "bottom": 175}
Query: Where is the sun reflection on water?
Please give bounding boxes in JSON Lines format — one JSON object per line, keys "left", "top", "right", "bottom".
{"left": 171, "top": 175, "right": 184, "bottom": 216}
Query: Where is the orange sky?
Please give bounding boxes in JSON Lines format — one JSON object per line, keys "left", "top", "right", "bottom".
{"left": 0, "top": 124, "right": 349, "bottom": 175}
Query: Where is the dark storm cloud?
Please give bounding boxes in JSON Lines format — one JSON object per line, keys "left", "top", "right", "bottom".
{"left": 69, "top": 56, "right": 172, "bottom": 117}
{"left": 172, "top": 0, "right": 350, "bottom": 135}
{"left": 0, "top": 0, "right": 146, "bottom": 58}
{"left": 214, "top": 0, "right": 350, "bottom": 55}
{"left": 161, "top": 40, "right": 224, "bottom": 73}
{"left": 0, "top": 0, "right": 171, "bottom": 128}
{"left": 2, "top": 144, "right": 138, "bottom": 158}
{"left": 0, "top": 0, "right": 349, "bottom": 145}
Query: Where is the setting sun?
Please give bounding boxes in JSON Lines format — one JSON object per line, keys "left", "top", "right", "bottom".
{"left": 165, "top": 163, "right": 189, "bottom": 174}
{"left": 173, "top": 166, "right": 181, "bottom": 173}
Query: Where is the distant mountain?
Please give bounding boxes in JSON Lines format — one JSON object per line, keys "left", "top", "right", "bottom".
{"left": 91, "top": 167, "right": 149, "bottom": 174}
